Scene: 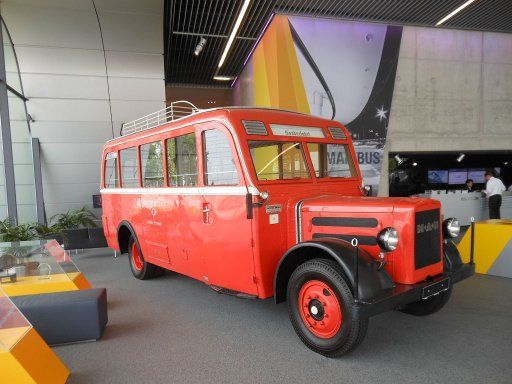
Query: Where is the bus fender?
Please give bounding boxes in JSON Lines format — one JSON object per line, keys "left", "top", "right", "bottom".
{"left": 117, "top": 220, "right": 139, "bottom": 254}
{"left": 274, "top": 239, "right": 395, "bottom": 304}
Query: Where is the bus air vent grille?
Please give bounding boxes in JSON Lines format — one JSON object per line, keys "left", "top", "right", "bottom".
{"left": 329, "top": 127, "right": 346, "bottom": 140}
{"left": 243, "top": 120, "right": 268, "bottom": 136}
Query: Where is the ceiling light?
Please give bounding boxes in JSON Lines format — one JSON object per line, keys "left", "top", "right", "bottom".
{"left": 457, "top": 153, "right": 465, "bottom": 162}
{"left": 394, "top": 154, "right": 404, "bottom": 165}
{"left": 194, "top": 37, "right": 207, "bottom": 56}
{"left": 218, "top": 0, "right": 251, "bottom": 68}
{"left": 412, "top": 162, "right": 418, "bottom": 167}
{"left": 436, "top": 0, "right": 478, "bottom": 26}
{"left": 213, "top": 76, "right": 233, "bottom": 81}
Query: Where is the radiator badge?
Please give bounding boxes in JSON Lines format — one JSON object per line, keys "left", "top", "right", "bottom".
{"left": 417, "top": 221, "right": 439, "bottom": 234}
{"left": 265, "top": 204, "right": 282, "bottom": 214}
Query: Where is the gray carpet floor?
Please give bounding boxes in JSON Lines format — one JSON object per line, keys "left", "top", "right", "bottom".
{"left": 54, "top": 248, "right": 512, "bottom": 384}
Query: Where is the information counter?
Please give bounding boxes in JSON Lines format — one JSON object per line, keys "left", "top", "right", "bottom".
{"left": 418, "top": 191, "right": 512, "bottom": 225}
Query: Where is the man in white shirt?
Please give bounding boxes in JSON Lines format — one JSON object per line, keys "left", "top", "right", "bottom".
{"left": 483, "top": 171, "right": 506, "bottom": 219}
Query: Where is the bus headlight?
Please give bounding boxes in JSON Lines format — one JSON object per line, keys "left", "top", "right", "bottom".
{"left": 443, "top": 218, "right": 460, "bottom": 238}
{"left": 377, "top": 227, "right": 399, "bottom": 252}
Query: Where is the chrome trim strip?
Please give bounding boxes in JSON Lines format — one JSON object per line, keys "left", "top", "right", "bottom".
{"left": 295, "top": 199, "right": 305, "bottom": 244}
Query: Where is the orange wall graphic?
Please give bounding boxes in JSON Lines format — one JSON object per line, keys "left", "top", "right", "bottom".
{"left": 253, "top": 15, "right": 310, "bottom": 114}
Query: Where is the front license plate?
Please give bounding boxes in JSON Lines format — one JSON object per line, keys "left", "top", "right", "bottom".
{"left": 422, "top": 278, "right": 450, "bottom": 299}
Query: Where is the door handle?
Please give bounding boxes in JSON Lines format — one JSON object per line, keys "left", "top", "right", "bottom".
{"left": 202, "top": 203, "right": 212, "bottom": 224}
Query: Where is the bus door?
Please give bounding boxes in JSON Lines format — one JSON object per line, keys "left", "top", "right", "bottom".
{"left": 197, "top": 122, "right": 257, "bottom": 296}
{"left": 165, "top": 129, "right": 204, "bottom": 279}
{"left": 139, "top": 140, "right": 171, "bottom": 266}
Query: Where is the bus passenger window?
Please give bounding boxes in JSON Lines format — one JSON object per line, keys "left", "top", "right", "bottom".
{"left": 203, "top": 129, "right": 239, "bottom": 186}
{"left": 167, "top": 133, "right": 198, "bottom": 187}
{"left": 104, "top": 153, "right": 118, "bottom": 188}
{"left": 140, "top": 141, "right": 164, "bottom": 187}
{"left": 120, "top": 147, "right": 139, "bottom": 187}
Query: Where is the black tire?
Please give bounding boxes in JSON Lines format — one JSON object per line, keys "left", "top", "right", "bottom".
{"left": 399, "top": 287, "right": 452, "bottom": 316}
{"left": 128, "top": 236, "right": 165, "bottom": 280}
{"left": 287, "top": 259, "right": 368, "bottom": 358}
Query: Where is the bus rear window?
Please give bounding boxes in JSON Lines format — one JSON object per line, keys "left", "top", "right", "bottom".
{"left": 249, "top": 141, "right": 310, "bottom": 181}
{"left": 120, "top": 147, "right": 139, "bottom": 187}
{"left": 307, "top": 143, "right": 356, "bottom": 178}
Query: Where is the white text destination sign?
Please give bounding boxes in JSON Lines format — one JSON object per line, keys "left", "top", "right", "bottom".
{"left": 270, "top": 124, "right": 325, "bottom": 138}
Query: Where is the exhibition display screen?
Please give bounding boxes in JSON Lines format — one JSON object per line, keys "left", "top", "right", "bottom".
{"left": 448, "top": 169, "right": 468, "bottom": 185}
{"left": 468, "top": 169, "right": 486, "bottom": 183}
{"left": 428, "top": 170, "right": 449, "bottom": 184}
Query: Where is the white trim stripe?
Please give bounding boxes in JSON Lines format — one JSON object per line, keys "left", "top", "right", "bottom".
{"left": 101, "top": 186, "right": 260, "bottom": 196}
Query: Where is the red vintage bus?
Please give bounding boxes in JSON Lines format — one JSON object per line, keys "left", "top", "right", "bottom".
{"left": 101, "top": 103, "right": 474, "bottom": 357}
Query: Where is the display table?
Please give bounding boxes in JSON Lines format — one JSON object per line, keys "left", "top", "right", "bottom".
{"left": 457, "top": 219, "right": 512, "bottom": 278}
{"left": 0, "top": 289, "right": 70, "bottom": 383}
{"left": 0, "top": 240, "right": 91, "bottom": 297}
{"left": 419, "top": 191, "right": 512, "bottom": 226}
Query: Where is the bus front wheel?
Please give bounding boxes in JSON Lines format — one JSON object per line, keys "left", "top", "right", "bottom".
{"left": 128, "top": 237, "right": 164, "bottom": 280}
{"left": 287, "top": 259, "right": 368, "bottom": 357}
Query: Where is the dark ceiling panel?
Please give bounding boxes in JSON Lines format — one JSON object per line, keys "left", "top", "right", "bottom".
{"left": 164, "top": 0, "right": 512, "bottom": 87}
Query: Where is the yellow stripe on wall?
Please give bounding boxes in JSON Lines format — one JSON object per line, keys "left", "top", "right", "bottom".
{"left": 457, "top": 221, "right": 512, "bottom": 274}
{"left": 253, "top": 15, "right": 310, "bottom": 115}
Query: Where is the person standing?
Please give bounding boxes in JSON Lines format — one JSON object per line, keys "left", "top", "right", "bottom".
{"left": 483, "top": 170, "right": 506, "bottom": 219}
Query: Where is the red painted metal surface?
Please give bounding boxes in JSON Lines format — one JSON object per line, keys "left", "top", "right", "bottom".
{"left": 131, "top": 241, "right": 143, "bottom": 272}
{"left": 298, "top": 280, "right": 342, "bottom": 339}
{"left": 101, "top": 108, "right": 445, "bottom": 299}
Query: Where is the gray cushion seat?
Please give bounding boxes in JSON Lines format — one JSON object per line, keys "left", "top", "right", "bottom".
{"left": 12, "top": 288, "right": 108, "bottom": 345}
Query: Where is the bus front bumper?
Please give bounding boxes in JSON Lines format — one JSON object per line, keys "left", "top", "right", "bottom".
{"left": 352, "top": 262, "right": 475, "bottom": 319}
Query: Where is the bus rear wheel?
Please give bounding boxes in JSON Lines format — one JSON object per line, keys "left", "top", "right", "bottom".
{"left": 128, "top": 237, "right": 164, "bottom": 280}
{"left": 287, "top": 259, "right": 368, "bottom": 357}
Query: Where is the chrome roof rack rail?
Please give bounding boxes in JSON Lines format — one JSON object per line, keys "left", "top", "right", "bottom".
{"left": 120, "top": 100, "right": 200, "bottom": 136}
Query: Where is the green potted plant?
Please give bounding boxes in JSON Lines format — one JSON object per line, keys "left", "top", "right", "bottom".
{"left": 50, "top": 207, "right": 98, "bottom": 250}
{"left": 0, "top": 221, "right": 37, "bottom": 242}
{"left": 50, "top": 207, "right": 97, "bottom": 230}
{"left": 33, "top": 223, "right": 64, "bottom": 244}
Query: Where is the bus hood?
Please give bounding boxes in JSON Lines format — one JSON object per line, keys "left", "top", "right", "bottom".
{"left": 299, "top": 195, "right": 438, "bottom": 214}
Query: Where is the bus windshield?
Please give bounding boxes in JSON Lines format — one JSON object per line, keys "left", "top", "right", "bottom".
{"left": 248, "top": 141, "right": 356, "bottom": 181}
{"left": 248, "top": 141, "right": 310, "bottom": 181}
{"left": 307, "top": 143, "right": 356, "bottom": 179}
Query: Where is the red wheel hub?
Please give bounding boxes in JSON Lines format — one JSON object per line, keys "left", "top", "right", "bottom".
{"left": 131, "top": 242, "right": 143, "bottom": 271}
{"left": 298, "top": 280, "right": 342, "bottom": 339}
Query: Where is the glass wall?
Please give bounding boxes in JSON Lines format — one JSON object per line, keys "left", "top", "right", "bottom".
{"left": 0, "top": 19, "right": 37, "bottom": 223}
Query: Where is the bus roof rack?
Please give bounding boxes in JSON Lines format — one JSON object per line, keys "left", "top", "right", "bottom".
{"left": 120, "top": 100, "right": 200, "bottom": 136}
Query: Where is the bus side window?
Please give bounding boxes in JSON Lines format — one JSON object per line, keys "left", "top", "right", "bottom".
{"left": 120, "top": 147, "right": 140, "bottom": 187}
{"left": 140, "top": 141, "right": 164, "bottom": 187}
{"left": 167, "top": 133, "right": 198, "bottom": 187}
{"left": 104, "top": 153, "right": 118, "bottom": 188}
{"left": 203, "top": 129, "right": 239, "bottom": 186}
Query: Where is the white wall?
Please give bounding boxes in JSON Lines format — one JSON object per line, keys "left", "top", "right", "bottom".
{"left": 1, "top": 0, "right": 165, "bottom": 218}
{"left": 381, "top": 26, "right": 512, "bottom": 195}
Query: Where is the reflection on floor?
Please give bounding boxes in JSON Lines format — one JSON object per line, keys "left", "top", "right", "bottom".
{"left": 53, "top": 248, "right": 512, "bottom": 384}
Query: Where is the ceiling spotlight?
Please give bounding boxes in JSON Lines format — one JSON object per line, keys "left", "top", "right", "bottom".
{"left": 436, "top": 0, "right": 478, "bottom": 26}
{"left": 456, "top": 153, "right": 465, "bottom": 162}
{"left": 412, "top": 162, "right": 418, "bottom": 167}
{"left": 213, "top": 76, "right": 233, "bottom": 81}
{"left": 394, "top": 154, "right": 404, "bottom": 165}
{"left": 194, "top": 37, "right": 207, "bottom": 56}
